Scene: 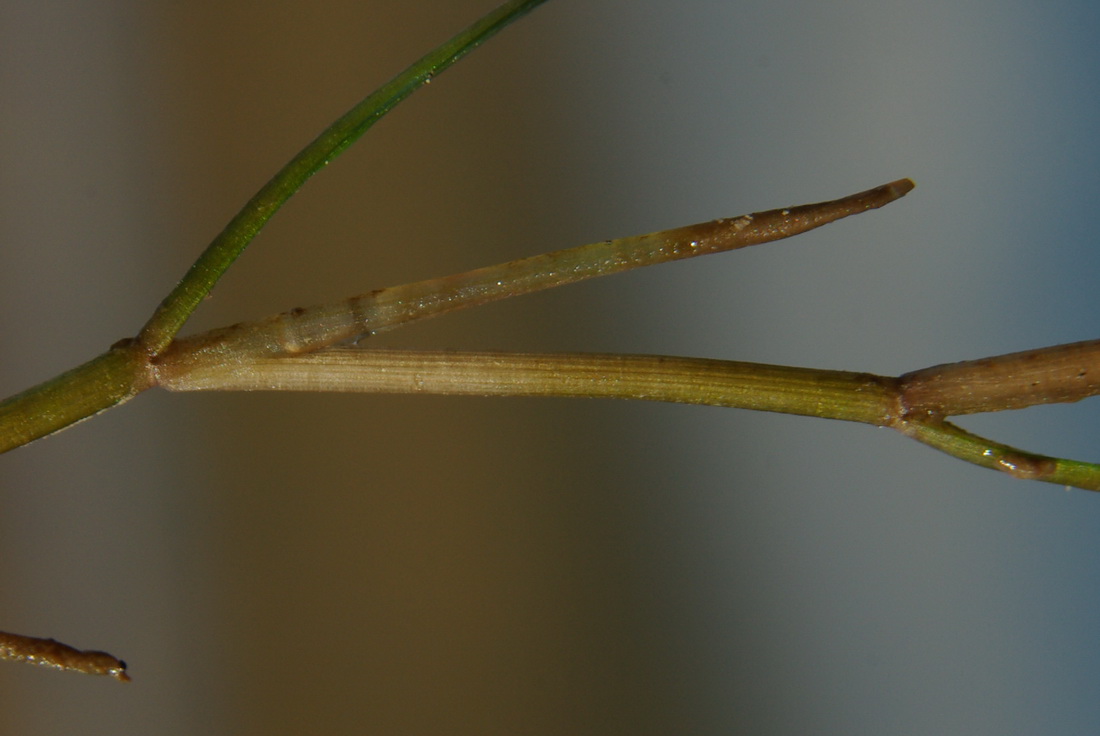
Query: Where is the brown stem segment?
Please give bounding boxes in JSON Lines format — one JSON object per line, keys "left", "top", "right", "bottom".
{"left": 0, "top": 630, "right": 130, "bottom": 682}
{"left": 899, "top": 339, "right": 1100, "bottom": 416}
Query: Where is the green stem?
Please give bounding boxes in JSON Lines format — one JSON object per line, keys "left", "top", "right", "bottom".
{"left": 135, "top": 0, "right": 551, "bottom": 355}
{"left": 157, "top": 346, "right": 1100, "bottom": 491}
{"left": 899, "top": 418, "right": 1100, "bottom": 491}
{"left": 0, "top": 342, "right": 151, "bottom": 454}
{"left": 158, "top": 347, "right": 901, "bottom": 424}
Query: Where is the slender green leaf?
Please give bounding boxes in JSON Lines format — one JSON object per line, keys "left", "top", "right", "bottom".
{"left": 137, "top": 0, "right": 551, "bottom": 354}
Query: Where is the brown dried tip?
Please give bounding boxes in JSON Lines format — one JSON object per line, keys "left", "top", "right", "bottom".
{"left": 885, "top": 178, "right": 916, "bottom": 200}
{"left": 849, "top": 178, "right": 915, "bottom": 210}
{"left": 0, "top": 630, "right": 130, "bottom": 682}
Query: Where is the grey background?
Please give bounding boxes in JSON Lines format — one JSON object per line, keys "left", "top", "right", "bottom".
{"left": 1, "top": 0, "right": 1098, "bottom": 733}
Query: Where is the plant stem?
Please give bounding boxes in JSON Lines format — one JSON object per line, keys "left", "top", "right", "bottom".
{"left": 0, "top": 630, "right": 129, "bottom": 682}
{"left": 160, "top": 179, "right": 915, "bottom": 369}
{"left": 899, "top": 338, "right": 1100, "bottom": 415}
{"left": 157, "top": 346, "right": 1100, "bottom": 491}
{"left": 158, "top": 347, "right": 901, "bottom": 424}
{"left": 899, "top": 418, "right": 1100, "bottom": 491}
{"left": 0, "top": 342, "right": 151, "bottom": 454}
{"left": 135, "top": 0, "right": 551, "bottom": 355}
{"left": 0, "top": 180, "right": 911, "bottom": 454}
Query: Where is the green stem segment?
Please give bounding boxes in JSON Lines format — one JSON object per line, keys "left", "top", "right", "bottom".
{"left": 0, "top": 342, "right": 151, "bottom": 454}
{"left": 157, "top": 347, "right": 902, "bottom": 424}
{"left": 899, "top": 418, "right": 1100, "bottom": 491}
{"left": 135, "top": 0, "right": 551, "bottom": 355}
{"left": 156, "top": 345, "right": 1100, "bottom": 491}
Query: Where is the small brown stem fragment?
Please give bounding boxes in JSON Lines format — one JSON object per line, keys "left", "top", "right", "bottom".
{"left": 0, "top": 630, "right": 130, "bottom": 682}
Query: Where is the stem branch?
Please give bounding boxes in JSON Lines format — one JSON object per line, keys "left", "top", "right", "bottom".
{"left": 897, "top": 418, "right": 1100, "bottom": 491}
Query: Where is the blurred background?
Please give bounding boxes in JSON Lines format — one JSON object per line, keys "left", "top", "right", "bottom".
{"left": 2, "top": 0, "right": 1100, "bottom": 733}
